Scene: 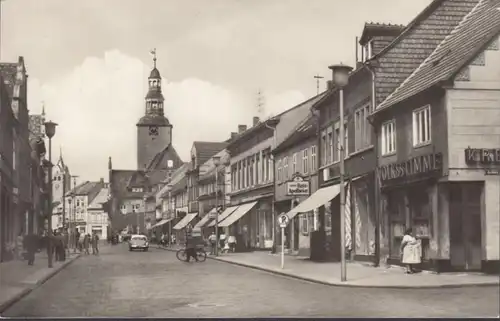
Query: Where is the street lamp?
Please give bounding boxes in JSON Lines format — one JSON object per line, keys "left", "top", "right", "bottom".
{"left": 44, "top": 120, "right": 58, "bottom": 268}
{"left": 329, "top": 63, "right": 353, "bottom": 282}
{"left": 166, "top": 184, "right": 173, "bottom": 240}
{"left": 212, "top": 155, "right": 221, "bottom": 256}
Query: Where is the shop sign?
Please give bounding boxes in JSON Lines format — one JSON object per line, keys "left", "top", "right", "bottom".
{"left": 465, "top": 148, "right": 500, "bottom": 165}
{"left": 485, "top": 169, "right": 500, "bottom": 176}
{"left": 286, "top": 175, "right": 310, "bottom": 196}
{"left": 379, "top": 153, "right": 443, "bottom": 185}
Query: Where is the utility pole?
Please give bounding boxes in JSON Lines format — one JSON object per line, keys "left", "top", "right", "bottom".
{"left": 314, "top": 75, "right": 324, "bottom": 95}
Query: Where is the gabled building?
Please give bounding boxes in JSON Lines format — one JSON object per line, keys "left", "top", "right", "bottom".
{"left": 224, "top": 93, "right": 326, "bottom": 251}
{"left": 63, "top": 180, "right": 105, "bottom": 236}
{"left": 371, "top": 0, "right": 500, "bottom": 273}
{"left": 291, "top": 0, "right": 480, "bottom": 265}
{"left": 272, "top": 114, "right": 318, "bottom": 257}
{"left": 0, "top": 57, "right": 40, "bottom": 262}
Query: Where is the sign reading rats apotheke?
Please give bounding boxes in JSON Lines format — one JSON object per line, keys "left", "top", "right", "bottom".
{"left": 286, "top": 174, "right": 310, "bottom": 196}
{"left": 464, "top": 148, "right": 500, "bottom": 165}
{"left": 379, "top": 153, "right": 443, "bottom": 185}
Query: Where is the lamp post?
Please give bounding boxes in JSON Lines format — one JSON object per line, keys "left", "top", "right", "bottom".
{"left": 212, "top": 156, "right": 221, "bottom": 256}
{"left": 330, "top": 63, "right": 353, "bottom": 282}
{"left": 44, "top": 120, "right": 58, "bottom": 268}
{"left": 166, "top": 184, "right": 173, "bottom": 240}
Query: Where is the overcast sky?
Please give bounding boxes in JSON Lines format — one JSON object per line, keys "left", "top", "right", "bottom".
{"left": 3, "top": 0, "right": 432, "bottom": 181}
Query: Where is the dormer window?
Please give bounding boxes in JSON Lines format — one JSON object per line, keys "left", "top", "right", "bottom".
{"left": 364, "top": 40, "right": 374, "bottom": 61}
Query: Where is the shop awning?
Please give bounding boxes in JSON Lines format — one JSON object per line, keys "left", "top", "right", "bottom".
{"left": 207, "top": 206, "right": 238, "bottom": 227}
{"left": 149, "top": 217, "right": 174, "bottom": 229}
{"left": 194, "top": 209, "right": 215, "bottom": 229}
{"left": 219, "top": 201, "right": 257, "bottom": 228}
{"left": 285, "top": 182, "right": 346, "bottom": 220}
{"left": 173, "top": 213, "right": 198, "bottom": 230}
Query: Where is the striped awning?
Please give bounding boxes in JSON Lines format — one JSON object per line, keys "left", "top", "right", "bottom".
{"left": 173, "top": 213, "right": 198, "bottom": 230}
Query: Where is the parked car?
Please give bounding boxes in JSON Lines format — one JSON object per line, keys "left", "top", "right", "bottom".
{"left": 128, "top": 235, "right": 149, "bottom": 251}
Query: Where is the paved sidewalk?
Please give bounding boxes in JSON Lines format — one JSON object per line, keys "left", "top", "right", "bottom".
{"left": 162, "top": 245, "right": 499, "bottom": 289}
{"left": 0, "top": 250, "right": 81, "bottom": 313}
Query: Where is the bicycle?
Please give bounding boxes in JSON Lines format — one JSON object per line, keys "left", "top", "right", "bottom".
{"left": 176, "top": 247, "right": 207, "bottom": 262}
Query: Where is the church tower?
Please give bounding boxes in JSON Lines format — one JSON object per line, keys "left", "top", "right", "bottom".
{"left": 136, "top": 49, "right": 173, "bottom": 170}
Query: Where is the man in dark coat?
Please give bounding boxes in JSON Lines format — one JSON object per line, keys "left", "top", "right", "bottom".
{"left": 25, "top": 233, "right": 39, "bottom": 265}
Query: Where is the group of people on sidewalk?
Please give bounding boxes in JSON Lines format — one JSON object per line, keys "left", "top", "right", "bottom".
{"left": 207, "top": 232, "right": 236, "bottom": 255}
{"left": 72, "top": 229, "right": 100, "bottom": 255}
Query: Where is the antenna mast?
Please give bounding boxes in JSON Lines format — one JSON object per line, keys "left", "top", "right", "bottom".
{"left": 314, "top": 75, "right": 324, "bottom": 95}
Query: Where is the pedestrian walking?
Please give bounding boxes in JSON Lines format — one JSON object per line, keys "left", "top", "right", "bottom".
{"left": 16, "top": 231, "right": 24, "bottom": 260}
{"left": 219, "top": 232, "right": 226, "bottom": 251}
{"left": 227, "top": 234, "right": 237, "bottom": 253}
{"left": 74, "top": 229, "right": 81, "bottom": 253}
{"left": 208, "top": 232, "right": 217, "bottom": 255}
{"left": 25, "top": 233, "right": 39, "bottom": 265}
{"left": 83, "top": 234, "right": 90, "bottom": 255}
{"left": 184, "top": 236, "right": 199, "bottom": 263}
{"left": 400, "top": 228, "right": 421, "bottom": 274}
{"left": 92, "top": 232, "right": 100, "bottom": 255}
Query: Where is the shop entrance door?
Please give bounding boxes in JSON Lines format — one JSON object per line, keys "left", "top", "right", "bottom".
{"left": 449, "top": 183, "right": 483, "bottom": 271}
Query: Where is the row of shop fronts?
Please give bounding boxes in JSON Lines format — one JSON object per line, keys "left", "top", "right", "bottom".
{"left": 147, "top": 1, "right": 499, "bottom": 274}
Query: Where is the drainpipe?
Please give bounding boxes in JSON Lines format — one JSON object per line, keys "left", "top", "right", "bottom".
{"left": 264, "top": 121, "right": 277, "bottom": 253}
{"left": 366, "top": 63, "right": 381, "bottom": 267}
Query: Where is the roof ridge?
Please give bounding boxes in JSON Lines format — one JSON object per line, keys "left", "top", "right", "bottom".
{"left": 274, "top": 113, "right": 314, "bottom": 151}
{"left": 377, "top": 0, "right": 484, "bottom": 110}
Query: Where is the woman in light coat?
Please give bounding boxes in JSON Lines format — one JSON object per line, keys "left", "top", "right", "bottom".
{"left": 400, "top": 228, "right": 421, "bottom": 274}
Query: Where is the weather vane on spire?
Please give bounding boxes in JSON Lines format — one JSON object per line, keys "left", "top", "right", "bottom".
{"left": 150, "top": 48, "right": 157, "bottom": 68}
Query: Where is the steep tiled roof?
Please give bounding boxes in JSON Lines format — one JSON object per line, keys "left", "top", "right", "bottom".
{"left": 88, "top": 187, "right": 109, "bottom": 210}
{"left": 228, "top": 91, "right": 327, "bottom": 150}
{"left": 110, "top": 170, "right": 136, "bottom": 198}
{"left": 171, "top": 176, "right": 187, "bottom": 195}
{"left": 69, "top": 181, "right": 103, "bottom": 204}
{"left": 376, "top": 0, "right": 500, "bottom": 111}
{"left": 193, "top": 141, "right": 228, "bottom": 165}
{"left": 371, "top": 0, "right": 479, "bottom": 105}
{"left": 273, "top": 114, "right": 316, "bottom": 155}
{"left": 146, "top": 143, "right": 183, "bottom": 171}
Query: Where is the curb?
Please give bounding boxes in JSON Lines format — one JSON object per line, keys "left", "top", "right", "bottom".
{"left": 0, "top": 254, "right": 81, "bottom": 314}
{"left": 158, "top": 247, "right": 499, "bottom": 289}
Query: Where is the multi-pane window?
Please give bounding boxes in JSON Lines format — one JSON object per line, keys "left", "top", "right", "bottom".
{"left": 311, "top": 146, "right": 317, "bottom": 172}
{"left": 249, "top": 157, "right": 254, "bottom": 187}
{"left": 413, "top": 105, "right": 431, "bottom": 146}
{"left": 302, "top": 149, "right": 308, "bottom": 174}
{"left": 292, "top": 153, "right": 297, "bottom": 175}
{"left": 262, "top": 153, "right": 267, "bottom": 182}
{"left": 327, "top": 128, "right": 333, "bottom": 164}
{"left": 256, "top": 154, "right": 260, "bottom": 183}
{"left": 344, "top": 123, "right": 349, "bottom": 158}
{"left": 334, "top": 122, "right": 340, "bottom": 162}
{"left": 277, "top": 159, "right": 282, "bottom": 182}
{"left": 283, "top": 156, "right": 289, "bottom": 180}
{"left": 381, "top": 120, "right": 396, "bottom": 155}
{"left": 321, "top": 130, "right": 327, "bottom": 166}
{"left": 355, "top": 105, "right": 371, "bottom": 151}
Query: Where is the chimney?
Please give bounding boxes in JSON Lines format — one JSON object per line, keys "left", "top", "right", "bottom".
{"left": 238, "top": 125, "right": 247, "bottom": 133}
{"left": 231, "top": 132, "right": 237, "bottom": 139}
{"left": 253, "top": 116, "right": 260, "bottom": 127}
{"left": 326, "top": 80, "right": 334, "bottom": 90}
{"left": 100, "top": 177, "right": 104, "bottom": 184}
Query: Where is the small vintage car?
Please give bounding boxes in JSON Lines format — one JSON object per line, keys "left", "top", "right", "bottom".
{"left": 128, "top": 235, "right": 149, "bottom": 251}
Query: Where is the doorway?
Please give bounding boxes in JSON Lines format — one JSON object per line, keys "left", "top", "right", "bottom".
{"left": 449, "top": 182, "right": 483, "bottom": 271}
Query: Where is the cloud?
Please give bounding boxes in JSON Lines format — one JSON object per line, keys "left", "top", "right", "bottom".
{"left": 28, "top": 50, "right": 306, "bottom": 181}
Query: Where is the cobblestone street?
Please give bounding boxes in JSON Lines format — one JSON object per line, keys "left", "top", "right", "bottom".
{"left": 2, "top": 245, "right": 499, "bottom": 318}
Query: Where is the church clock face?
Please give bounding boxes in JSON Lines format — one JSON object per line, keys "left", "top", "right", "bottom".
{"left": 148, "top": 126, "right": 159, "bottom": 136}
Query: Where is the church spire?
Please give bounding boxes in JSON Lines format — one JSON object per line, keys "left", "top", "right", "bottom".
{"left": 145, "top": 48, "right": 165, "bottom": 117}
